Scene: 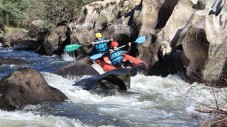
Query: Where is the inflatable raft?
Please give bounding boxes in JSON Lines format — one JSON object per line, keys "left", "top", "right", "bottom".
{"left": 95, "top": 54, "right": 145, "bottom": 72}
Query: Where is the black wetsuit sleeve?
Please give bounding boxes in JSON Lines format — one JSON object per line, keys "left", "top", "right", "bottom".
{"left": 122, "top": 44, "right": 131, "bottom": 54}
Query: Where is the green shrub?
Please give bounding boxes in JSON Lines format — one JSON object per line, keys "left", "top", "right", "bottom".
{"left": 0, "top": 0, "right": 102, "bottom": 30}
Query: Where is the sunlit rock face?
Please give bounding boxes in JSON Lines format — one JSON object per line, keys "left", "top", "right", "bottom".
{"left": 139, "top": 0, "right": 227, "bottom": 84}
{"left": 174, "top": 0, "right": 227, "bottom": 83}
{"left": 155, "top": 0, "right": 197, "bottom": 45}
{"left": 137, "top": 0, "right": 179, "bottom": 69}
{"left": 202, "top": 8, "right": 227, "bottom": 83}
{"left": 69, "top": 0, "right": 141, "bottom": 44}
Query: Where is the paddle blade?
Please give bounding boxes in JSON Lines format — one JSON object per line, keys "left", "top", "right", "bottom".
{"left": 90, "top": 53, "right": 103, "bottom": 60}
{"left": 65, "top": 44, "right": 81, "bottom": 52}
{"left": 135, "top": 36, "right": 146, "bottom": 44}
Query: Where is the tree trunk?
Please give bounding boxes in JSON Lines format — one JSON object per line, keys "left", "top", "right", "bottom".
{"left": 16, "top": 21, "right": 20, "bottom": 27}
{"left": 5, "top": 13, "right": 10, "bottom": 26}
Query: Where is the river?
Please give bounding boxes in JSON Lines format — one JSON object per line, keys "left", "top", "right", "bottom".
{"left": 0, "top": 48, "right": 214, "bottom": 127}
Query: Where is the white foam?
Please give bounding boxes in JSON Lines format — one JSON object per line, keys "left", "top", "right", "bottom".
{"left": 62, "top": 51, "right": 76, "bottom": 61}
{"left": 1, "top": 71, "right": 223, "bottom": 126}
{"left": 42, "top": 72, "right": 221, "bottom": 113}
{"left": 190, "top": 0, "right": 198, "bottom": 4}
{"left": 0, "top": 110, "right": 91, "bottom": 127}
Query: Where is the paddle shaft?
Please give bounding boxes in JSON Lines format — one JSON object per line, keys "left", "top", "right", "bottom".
{"left": 93, "top": 39, "right": 110, "bottom": 44}
{"left": 89, "top": 44, "right": 129, "bottom": 60}
{"left": 106, "top": 43, "right": 130, "bottom": 54}
{"left": 116, "top": 44, "right": 127, "bottom": 50}
{"left": 79, "top": 39, "right": 110, "bottom": 46}
{"left": 65, "top": 39, "right": 111, "bottom": 52}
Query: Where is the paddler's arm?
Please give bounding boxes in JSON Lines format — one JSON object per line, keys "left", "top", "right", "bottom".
{"left": 127, "top": 42, "right": 131, "bottom": 53}
{"left": 122, "top": 42, "right": 131, "bottom": 54}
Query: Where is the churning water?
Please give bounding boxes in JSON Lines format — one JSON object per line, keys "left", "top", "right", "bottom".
{"left": 0, "top": 48, "right": 219, "bottom": 127}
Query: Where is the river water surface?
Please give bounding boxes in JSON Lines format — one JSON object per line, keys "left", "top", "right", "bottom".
{"left": 0, "top": 48, "right": 216, "bottom": 127}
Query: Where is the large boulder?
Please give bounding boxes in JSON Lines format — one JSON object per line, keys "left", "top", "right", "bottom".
{"left": 1, "top": 31, "right": 30, "bottom": 47}
{"left": 27, "top": 20, "right": 49, "bottom": 54}
{"left": 169, "top": 0, "right": 227, "bottom": 83}
{"left": 44, "top": 26, "right": 71, "bottom": 55}
{"left": 28, "top": 20, "right": 49, "bottom": 40}
{"left": 181, "top": 26, "right": 209, "bottom": 82}
{"left": 0, "top": 68, "right": 67, "bottom": 110}
{"left": 137, "top": 33, "right": 160, "bottom": 71}
{"left": 138, "top": 0, "right": 179, "bottom": 35}
{"left": 105, "top": 16, "right": 133, "bottom": 44}
{"left": 55, "top": 59, "right": 100, "bottom": 77}
{"left": 154, "top": 0, "right": 198, "bottom": 45}
{"left": 135, "top": 0, "right": 179, "bottom": 69}
{"left": 202, "top": 6, "right": 227, "bottom": 83}
{"left": 143, "top": 0, "right": 227, "bottom": 84}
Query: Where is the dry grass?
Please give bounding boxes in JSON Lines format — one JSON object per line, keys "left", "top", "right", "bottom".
{"left": 177, "top": 69, "right": 227, "bottom": 127}
{"left": 4, "top": 26, "right": 28, "bottom": 36}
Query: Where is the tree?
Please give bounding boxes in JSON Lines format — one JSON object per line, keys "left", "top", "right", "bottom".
{"left": 40, "top": 0, "right": 101, "bottom": 30}
{"left": 0, "top": 0, "right": 31, "bottom": 26}
{"left": 0, "top": 0, "right": 102, "bottom": 29}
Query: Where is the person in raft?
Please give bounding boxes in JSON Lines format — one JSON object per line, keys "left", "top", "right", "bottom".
{"left": 108, "top": 41, "right": 132, "bottom": 68}
{"left": 90, "top": 33, "right": 110, "bottom": 56}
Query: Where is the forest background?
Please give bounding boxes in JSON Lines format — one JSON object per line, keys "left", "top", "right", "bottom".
{"left": 0, "top": 0, "right": 101, "bottom": 34}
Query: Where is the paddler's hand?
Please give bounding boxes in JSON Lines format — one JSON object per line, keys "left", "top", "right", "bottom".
{"left": 90, "top": 42, "right": 95, "bottom": 45}
{"left": 128, "top": 42, "right": 131, "bottom": 47}
{"left": 110, "top": 38, "right": 113, "bottom": 41}
{"left": 109, "top": 49, "right": 114, "bottom": 53}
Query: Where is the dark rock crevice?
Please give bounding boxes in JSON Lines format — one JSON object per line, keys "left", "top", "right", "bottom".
{"left": 155, "top": 0, "right": 179, "bottom": 29}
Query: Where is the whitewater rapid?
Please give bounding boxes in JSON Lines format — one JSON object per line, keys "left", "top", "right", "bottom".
{"left": 0, "top": 49, "right": 221, "bottom": 127}
{"left": 2, "top": 71, "right": 209, "bottom": 127}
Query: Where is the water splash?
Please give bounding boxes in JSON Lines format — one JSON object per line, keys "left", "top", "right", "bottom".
{"left": 39, "top": 72, "right": 211, "bottom": 126}
{"left": 62, "top": 50, "right": 76, "bottom": 61}
{"left": 0, "top": 110, "right": 92, "bottom": 127}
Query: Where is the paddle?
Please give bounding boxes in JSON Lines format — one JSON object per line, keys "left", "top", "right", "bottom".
{"left": 65, "top": 44, "right": 82, "bottom": 52}
{"left": 90, "top": 36, "right": 146, "bottom": 60}
{"left": 65, "top": 39, "right": 111, "bottom": 52}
